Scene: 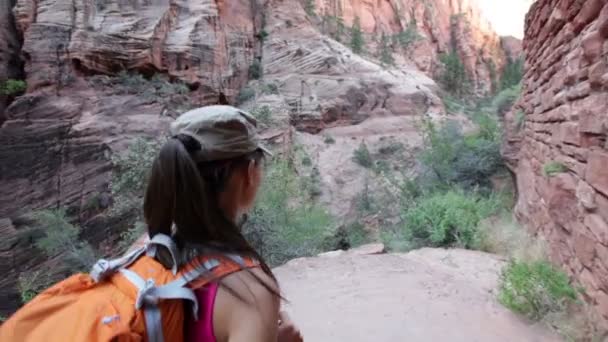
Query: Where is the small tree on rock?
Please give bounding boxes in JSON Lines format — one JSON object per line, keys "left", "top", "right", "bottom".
{"left": 379, "top": 32, "right": 394, "bottom": 66}
{"left": 350, "top": 16, "right": 365, "bottom": 54}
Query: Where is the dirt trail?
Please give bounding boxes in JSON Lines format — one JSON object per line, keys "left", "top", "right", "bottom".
{"left": 274, "top": 247, "right": 561, "bottom": 342}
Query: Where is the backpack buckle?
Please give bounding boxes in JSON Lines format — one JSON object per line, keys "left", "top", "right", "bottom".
{"left": 135, "top": 279, "right": 158, "bottom": 310}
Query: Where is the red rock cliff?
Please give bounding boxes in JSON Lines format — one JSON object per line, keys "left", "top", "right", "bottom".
{"left": 314, "top": 0, "right": 512, "bottom": 95}
{"left": 504, "top": 0, "right": 608, "bottom": 323}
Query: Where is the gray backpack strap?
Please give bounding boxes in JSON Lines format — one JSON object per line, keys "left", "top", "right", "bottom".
{"left": 118, "top": 257, "right": 222, "bottom": 342}
{"left": 90, "top": 246, "right": 146, "bottom": 282}
{"left": 89, "top": 233, "right": 180, "bottom": 282}
{"left": 146, "top": 234, "right": 180, "bottom": 275}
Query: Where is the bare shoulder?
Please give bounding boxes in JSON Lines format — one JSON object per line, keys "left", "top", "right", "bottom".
{"left": 213, "top": 267, "right": 280, "bottom": 342}
{"left": 220, "top": 267, "right": 280, "bottom": 303}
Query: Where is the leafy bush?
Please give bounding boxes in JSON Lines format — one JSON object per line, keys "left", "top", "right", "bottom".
{"left": 243, "top": 158, "right": 334, "bottom": 266}
{"left": 419, "top": 118, "right": 503, "bottom": 190}
{"left": 303, "top": 167, "right": 322, "bottom": 198}
{"left": 323, "top": 135, "right": 336, "bottom": 144}
{"left": 492, "top": 84, "right": 521, "bottom": 115}
{"left": 403, "top": 190, "right": 501, "bottom": 249}
{"left": 237, "top": 87, "right": 256, "bottom": 104}
{"left": 116, "top": 71, "right": 148, "bottom": 94}
{"left": 250, "top": 105, "right": 273, "bottom": 125}
{"left": 249, "top": 60, "right": 263, "bottom": 80}
{"left": 304, "top": 0, "right": 315, "bottom": 16}
{"left": 498, "top": 260, "right": 577, "bottom": 321}
{"left": 111, "top": 137, "right": 164, "bottom": 215}
{"left": 350, "top": 16, "right": 365, "bottom": 54}
{"left": 301, "top": 155, "right": 312, "bottom": 166}
{"left": 117, "top": 221, "right": 146, "bottom": 253}
{"left": 31, "top": 209, "right": 97, "bottom": 273}
{"left": 543, "top": 162, "right": 568, "bottom": 178}
{"left": 439, "top": 51, "right": 470, "bottom": 98}
{"left": 353, "top": 141, "right": 373, "bottom": 168}
{"left": 17, "top": 271, "right": 52, "bottom": 304}
{"left": 262, "top": 82, "right": 279, "bottom": 95}
{"left": 501, "top": 57, "right": 523, "bottom": 90}
{"left": 395, "top": 23, "right": 422, "bottom": 49}
{"left": 151, "top": 74, "right": 189, "bottom": 96}
{"left": 1, "top": 79, "right": 27, "bottom": 96}
{"left": 333, "top": 222, "right": 370, "bottom": 249}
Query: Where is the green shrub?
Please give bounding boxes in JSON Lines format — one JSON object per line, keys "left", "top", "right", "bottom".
{"left": 301, "top": 155, "right": 312, "bottom": 166}
{"left": 498, "top": 260, "right": 577, "bottom": 321}
{"left": 258, "top": 30, "right": 269, "bottom": 41}
{"left": 18, "top": 271, "right": 52, "bottom": 304}
{"left": 403, "top": 190, "right": 501, "bottom": 249}
{"left": 237, "top": 87, "right": 256, "bottom": 104}
{"left": 355, "top": 177, "right": 375, "bottom": 213}
{"left": 1, "top": 79, "right": 27, "bottom": 96}
{"left": 31, "top": 209, "right": 97, "bottom": 272}
{"left": 249, "top": 60, "right": 263, "bottom": 80}
{"left": 303, "top": 167, "right": 322, "bottom": 198}
{"left": 492, "top": 84, "right": 521, "bottom": 115}
{"left": 439, "top": 51, "right": 470, "bottom": 98}
{"left": 151, "top": 74, "right": 189, "bottom": 96}
{"left": 117, "top": 71, "right": 148, "bottom": 94}
{"left": 250, "top": 105, "right": 273, "bottom": 125}
{"left": 350, "top": 16, "right": 365, "bottom": 54}
{"left": 262, "top": 82, "right": 279, "bottom": 95}
{"left": 111, "top": 137, "right": 163, "bottom": 215}
{"left": 117, "top": 221, "right": 146, "bottom": 253}
{"left": 501, "top": 57, "right": 523, "bottom": 90}
{"left": 334, "top": 222, "right": 370, "bottom": 249}
{"left": 243, "top": 158, "right": 334, "bottom": 266}
{"left": 353, "top": 141, "right": 373, "bottom": 168}
{"left": 419, "top": 119, "right": 503, "bottom": 190}
{"left": 378, "top": 142, "right": 404, "bottom": 155}
{"left": 395, "top": 23, "right": 422, "bottom": 49}
{"left": 323, "top": 135, "right": 336, "bottom": 144}
{"left": 304, "top": 0, "right": 315, "bottom": 16}
{"left": 543, "top": 162, "right": 568, "bottom": 178}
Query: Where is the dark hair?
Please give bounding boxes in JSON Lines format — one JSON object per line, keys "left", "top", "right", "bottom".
{"left": 143, "top": 134, "right": 279, "bottom": 298}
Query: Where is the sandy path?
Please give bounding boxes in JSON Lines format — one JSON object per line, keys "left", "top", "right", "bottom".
{"left": 274, "top": 248, "right": 561, "bottom": 342}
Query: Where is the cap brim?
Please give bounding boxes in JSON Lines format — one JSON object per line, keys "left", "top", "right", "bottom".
{"left": 258, "top": 145, "right": 273, "bottom": 157}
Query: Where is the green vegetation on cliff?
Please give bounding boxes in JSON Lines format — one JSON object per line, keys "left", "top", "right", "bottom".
{"left": 350, "top": 16, "right": 365, "bottom": 54}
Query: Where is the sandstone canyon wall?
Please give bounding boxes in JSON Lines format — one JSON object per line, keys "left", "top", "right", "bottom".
{"left": 504, "top": 0, "right": 608, "bottom": 323}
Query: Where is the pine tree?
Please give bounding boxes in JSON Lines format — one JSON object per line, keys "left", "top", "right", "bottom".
{"left": 350, "top": 16, "right": 365, "bottom": 54}
{"left": 379, "top": 33, "right": 394, "bottom": 66}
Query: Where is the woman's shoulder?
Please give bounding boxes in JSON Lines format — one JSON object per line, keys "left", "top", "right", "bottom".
{"left": 219, "top": 267, "right": 280, "bottom": 305}
{"left": 213, "top": 267, "right": 280, "bottom": 341}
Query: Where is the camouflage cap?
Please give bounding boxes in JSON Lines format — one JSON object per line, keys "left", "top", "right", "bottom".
{"left": 170, "top": 105, "right": 272, "bottom": 162}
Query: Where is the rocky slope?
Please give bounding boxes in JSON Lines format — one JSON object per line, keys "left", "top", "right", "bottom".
{"left": 503, "top": 0, "right": 608, "bottom": 325}
{"left": 0, "top": 0, "right": 515, "bottom": 314}
{"left": 274, "top": 246, "right": 559, "bottom": 341}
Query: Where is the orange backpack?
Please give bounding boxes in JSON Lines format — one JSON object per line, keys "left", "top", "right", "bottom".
{"left": 0, "top": 234, "right": 257, "bottom": 342}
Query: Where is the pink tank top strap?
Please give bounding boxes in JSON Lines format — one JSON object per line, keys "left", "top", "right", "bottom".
{"left": 187, "top": 282, "right": 219, "bottom": 342}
